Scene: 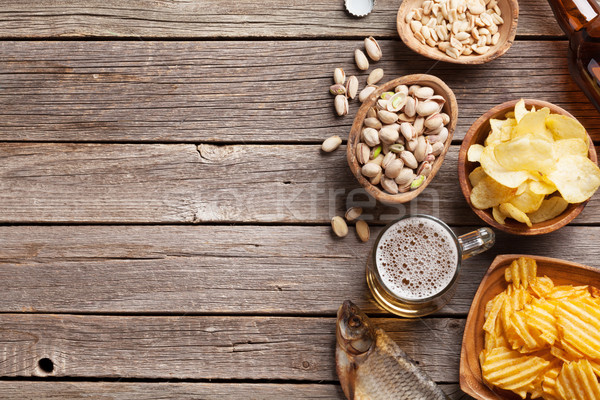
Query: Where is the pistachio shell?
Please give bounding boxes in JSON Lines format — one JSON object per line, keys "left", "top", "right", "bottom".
{"left": 367, "top": 68, "right": 384, "bottom": 85}
{"left": 331, "top": 216, "right": 348, "bottom": 237}
{"left": 355, "top": 220, "right": 370, "bottom": 242}
{"left": 346, "top": 75, "right": 359, "bottom": 99}
{"left": 381, "top": 177, "right": 399, "bottom": 194}
{"left": 395, "top": 85, "right": 409, "bottom": 95}
{"left": 355, "top": 49, "right": 369, "bottom": 71}
{"left": 364, "top": 117, "right": 382, "bottom": 129}
{"left": 394, "top": 168, "right": 416, "bottom": 185}
{"left": 377, "top": 110, "right": 399, "bottom": 125}
{"left": 400, "top": 151, "right": 418, "bottom": 169}
{"left": 321, "top": 135, "right": 342, "bottom": 152}
{"left": 404, "top": 96, "right": 416, "bottom": 118}
{"left": 424, "top": 113, "right": 444, "bottom": 130}
{"left": 414, "top": 86, "right": 435, "bottom": 99}
{"left": 384, "top": 159, "right": 404, "bottom": 179}
{"left": 359, "top": 85, "right": 377, "bottom": 102}
{"left": 400, "top": 122, "right": 415, "bottom": 141}
{"left": 345, "top": 207, "right": 363, "bottom": 221}
{"left": 379, "top": 126, "right": 400, "bottom": 144}
{"left": 333, "top": 68, "right": 346, "bottom": 85}
{"left": 414, "top": 136, "right": 428, "bottom": 162}
{"left": 431, "top": 141, "right": 444, "bottom": 156}
{"left": 356, "top": 143, "right": 370, "bottom": 164}
{"left": 416, "top": 100, "right": 439, "bottom": 116}
{"left": 364, "top": 36, "right": 382, "bottom": 61}
{"left": 334, "top": 95, "right": 349, "bottom": 116}
{"left": 361, "top": 162, "right": 382, "bottom": 178}
{"left": 361, "top": 127, "right": 380, "bottom": 147}
{"left": 387, "top": 92, "right": 407, "bottom": 112}
{"left": 329, "top": 83, "right": 346, "bottom": 96}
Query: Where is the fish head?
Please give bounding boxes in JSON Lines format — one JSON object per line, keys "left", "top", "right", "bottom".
{"left": 336, "top": 300, "right": 375, "bottom": 356}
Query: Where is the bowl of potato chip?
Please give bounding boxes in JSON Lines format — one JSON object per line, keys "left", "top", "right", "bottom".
{"left": 458, "top": 99, "right": 600, "bottom": 235}
{"left": 460, "top": 255, "right": 600, "bottom": 400}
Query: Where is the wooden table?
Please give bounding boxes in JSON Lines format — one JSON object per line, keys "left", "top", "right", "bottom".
{"left": 0, "top": 1, "right": 599, "bottom": 398}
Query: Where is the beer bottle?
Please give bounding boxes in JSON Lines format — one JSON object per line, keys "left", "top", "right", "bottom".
{"left": 547, "top": 0, "right": 600, "bottom": 111}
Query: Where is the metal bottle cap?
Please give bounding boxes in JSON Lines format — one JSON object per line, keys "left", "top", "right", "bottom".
{"left": 345, "top": 0, "right": 375, "bottom": 17}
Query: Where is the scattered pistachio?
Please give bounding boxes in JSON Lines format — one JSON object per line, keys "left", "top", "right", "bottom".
{"left": 410, "top": 174, "right": 426, "bottom": 190}
{"left": 334, "top": 95, "right": 349, "bottom": 116}
{"left": 359, "top": 85, "right": 377, "bottom": 102}
{"left": 331, "top": 216, "right": 349, "bottom": 237}
{"left": 321, "top": 135, "right": 342, "bottom": 153}
{"left": 364, "top": 37, "right": 382, "bottom": 61}
{"left": 346, "top": 75, "right": 359, "bottom": 99}
{"left": 367, "top": 68, "right": 384, "bottom": 85}
{"left": 345, "top": 207, "right": 363, "bottom": 222}
{"left": 355, "top": 220, "right": 370, "bottom": 242}
{"left": 334, "top": 68, "right": 346, "bottom": 85}
{"left": 354, "top": 49, "right": 369, "bottom": 71}
{"left": 330, "top": 83, "right": 346, "bottom": 96}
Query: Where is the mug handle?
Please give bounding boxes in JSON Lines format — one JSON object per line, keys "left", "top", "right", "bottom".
{"left": 458, "top": 227, "right": 495, "bottom": 260}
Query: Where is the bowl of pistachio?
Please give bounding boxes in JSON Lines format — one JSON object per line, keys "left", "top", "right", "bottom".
{"left": 347, "top": 74, "right": 458, "bottom": 204}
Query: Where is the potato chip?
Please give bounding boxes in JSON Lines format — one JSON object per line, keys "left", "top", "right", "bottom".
{"left": 485, "top": 118, "right": 505, "bottom": 146}
{"left": 469, "top": 166, "right": 487, "bottom": 187}
{"left": 505, "top": 257, "right": 537, "bottom": 289}
{"left": 471, "top": 176, "right": 516, "bottom": 209}
{"left": 542, "top": 366, "right": 562, "bottom": 400}
{"left": 528, "top": 196, "right": 569, "bottom": 224}
{"left": 481, "top": 346, "right": 550, "bottom": 396}
{"left": 500, "top": 203, "right": 533, "bottom": 227}
{"left": 484, "top": 292, "right": 507, "bottom": 333}
{"left": 480, "top": 144, "right": 534, "bottom": 188}
{"left": 530, "top": 276, "right": 555, "bottom": 298}
{"left": 514, "top": 108, "right": 552, "bottom": 141}
{"left": 515, "top": 99, "right": 528, "bottom": 123}
{"left": 492, "top": 205, "right": 506, "bottom": 224}
{"left": 501, "top": 119, "right": 516, "bottom": 142}
{"left": 547, "top": 155, "right": 600, "bottom": 203}
{"left": 526, "top": 299, "right": 558, "bottom": 346}
{"left": 510, "top": 310, "right": 546, "bottom": 352}
{"left": 556, "top": 359, "right": 600, "bottom": 400}
{"left": 510, "top": 189, "right": 545, "bottom": 213}
{"left": 556, "top": 299, "right": 600, "bottom": 360}
{"left": 468, "top": 144, "right": 485, "bottom": 162}
{"left": 554, "top": 138, "right": 589, "bottom": 157}
{"left": 530, "top": 178, "right": 558, "bottom": 196}
{"left": 495, "top": 134, "right": 556, "bottom": 175}
{"left": 546, "top": 114, "right": 589, "bottom": 145}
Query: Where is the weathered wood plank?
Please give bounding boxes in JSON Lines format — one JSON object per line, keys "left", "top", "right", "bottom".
{"left": 1, "top": 143, "right": 599, "bottom": 224}
{"left": 0, "top": 0, "right": 563, "bottom": 38}
{"left": 1, "top": 40, "right": 597, "bottom": 143}
{"left": 1, "top": 225, "right": 599, "bottom": 315}
{"left": 0, "top": 381, "right": 466, "bottom": 400}
{"left": 0, "top": 314, "right": 462, "bottom": 382}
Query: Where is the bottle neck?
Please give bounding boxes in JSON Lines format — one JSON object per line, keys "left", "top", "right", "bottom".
{"left": 547, "top": 0, "right": 600, "bottom": 35}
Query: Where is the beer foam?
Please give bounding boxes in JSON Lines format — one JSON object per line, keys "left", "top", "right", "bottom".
{"left": 376, "top": 217, "right": 458, "bottom": 300}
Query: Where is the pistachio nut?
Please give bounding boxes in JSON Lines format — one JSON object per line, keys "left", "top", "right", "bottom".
{"left": 377, "top": 99, "right": 388, "bottom": 110}
{"left": 380, "top": 91, "right": 395, "bottom": 100}
{"left": 355, "top": 49, "right": 369, "bottom": 71}
{"left": 382, "top": 151, "right": 397, "bottom": 169}
{"left": 394, "top": 168, "right": 416, "bottom": 185}
{"left": 377, "top": 110, "right": 399, "bottom": 125}
{"left": 408, "top": 85, "right": 421, "bottom": 96}
{"left": 398, "top": 113, "right": 415, "bottom": 123}
{"left": 416, "top": 100, "right": 439, "bottom": 116}
{"left": 331, "top": 216, "right": 348, "bottom": 237}
{"left": 381, "top": 177, "right": 399, "bottom": 194}
{"left": 362, "top": 127, "right": 380, "bottom": 147}
{"left": 345, "top": 207, "right": 363, "bottom": 222}
{"left": 382, "top": 143, "right": 391, "bottom": 155}
{"left": 346, "top": 75, "right": 359, "bottom": 100}
{"left": 425, "top": 153, "right": 436, "bottom": 163}
{"left": 424, "top": 113, "right": 444, "bottom": 130}
{"left": 333, "top": 68, "right": 346, "bottom": 85}
{"left": 414, "top": 86, "right": 435, "bottom": 99}
{"left": 414, "top": 136, "right": 427, "bottom": 162}
{"left": 364, "top": 117, "right": 382, "bottom": 129}
{"left": 370, "top": 169, "right": 383, "bottom": 185}
{"left": 431, "top": 141, "right": 444, "bottom": 156}
{"left": 425, "top": 124, "right": 444, "bottom": 136}
{"left": 395, "top": 84, "right": 409, "bottom": 95}
{"left": 371, "top": 145, "right": 382, "bottom": 160}
{"left": 390, "top": 143, "right": 405, "bottom": 153}
{"left": 329, "top": 83, "right": 346, "bottom": 96}
{"left": 399, "top": 181, "right": 412, "bottom": 193}
{"left": 364, "top": 36, "right": 382, "bottom": 61}
{"left": 404, "top": 96, "right": 416, "bottom": 118}
{"left": 359, "top": 85, "right": 377, "bottom": 102}
{"left": 321, "top": 135, "right": 342, "bottom": 152}
{"left": 355, "top": 220, "right": 370, "bottom": 242}
{"left": 356, "top": 143, "right": 370, "bottom": 164}
{"left": 379, "top": 125, "right": 400, "bottom": 144}
{"left": 427, "top": 127, "right": 448, "bottom": 144}
{"left": 383, "top": 123, "right": 401, "bottom": 132}
{"left": 369, "top": 153, "right": 384, "bottom": 166}
{"left": 400, "top": 122, "right": 415, "bottom": 141}
{"left": 367, "top": 68, "right": 384, "bottom": 85}
{"left": 406, "top": 138, "right": 418, "bottom": 152}
{"left": 366, "top": 106, "right": 378, "bottom": 119}
{"left": 387, "top": 92, "right": 407, "bottom": 112}
{"left": 334, "top": 95, "right": 349, "bottom": 116}
{"left": 410, "top": 174, "right": 426, "bottom": 190}
{"left": 400, "top": 150, "right": 418, "bottom": 169}
{"left": 384, "top": 159, "right": 404, "bottom": 179}
{"left": 413, "top": 116, "right": 425, "bottom": 136}
{"left": 361, "top": 162, "right": 381, "bottom": 178}
{"left": 417, "top": 161, "right": 433, "bottom": 177}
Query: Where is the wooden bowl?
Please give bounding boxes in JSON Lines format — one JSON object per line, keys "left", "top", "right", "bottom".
{"left": 397, "top": 0, "right": 518, "bottom": 64}
{"left": 460, "top": 254, "right": 600, "bottom": 400}
{"left": 347, "top": 74, "right": 458, "bottom": 204}
{"left": 458, "top": 99, "right": 598, "bottom": 235}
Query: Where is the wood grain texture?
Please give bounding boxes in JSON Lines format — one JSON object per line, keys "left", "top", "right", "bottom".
{"left": 1, "top": 40, "right": 598, "bottom": 143}
{"left": 0, "top": 382, "right": 466, "bottom": 400}
{"left": 0, "top": 0, "right": 563, "bottom": 39}
{"left": 1, "top": 142, "right": 599, "bottom": 224}
{"left": 0, "top": 314, "right": 463, "bottom": 382}
{"left": 1, "top": 225, "right": 599, "bottom": 315}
